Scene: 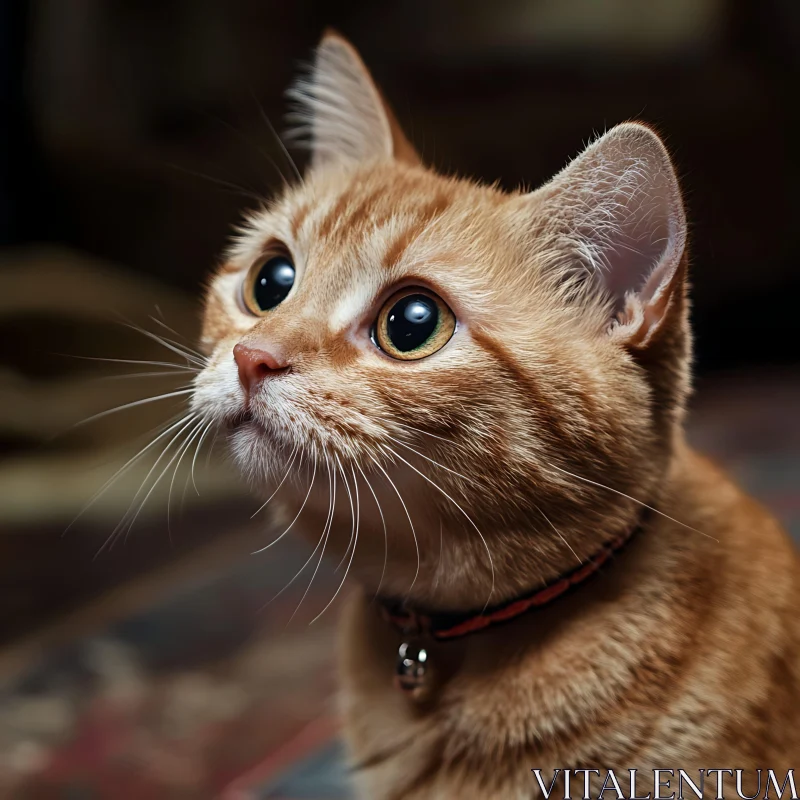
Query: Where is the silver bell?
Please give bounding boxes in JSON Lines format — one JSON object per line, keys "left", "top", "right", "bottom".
{"left": 395, "top": 640, "right": 428, "bottom": 693}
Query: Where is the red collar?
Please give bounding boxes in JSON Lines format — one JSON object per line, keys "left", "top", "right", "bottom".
{"left": 378, "top": 510, "right": 650, "bottom": 641}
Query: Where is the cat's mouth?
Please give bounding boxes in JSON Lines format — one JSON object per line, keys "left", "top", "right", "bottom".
{"left": 226, "top": 409, "right": 255, "bottom": 430}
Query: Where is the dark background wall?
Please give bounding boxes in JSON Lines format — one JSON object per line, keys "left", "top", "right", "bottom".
{"left": 3, "top": 0, "right": 798, "bottom": 370}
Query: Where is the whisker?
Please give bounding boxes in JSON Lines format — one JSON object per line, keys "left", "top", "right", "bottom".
{"left": 352, "top": 463, "right": 361, "bottom": 561}
{"left": 433, "top": 520, "right": 444, "bottom": 593}
{"left": 386, "top": 424, "right": 715, "bottom": 550}
{"left": 250, "top": 443, "right": 300, "bottom": 518}
{"left": 204, "top": 428, "right": 220, "bottom": 470}
{"left": 117, "top": 418, "right": 205, "bottom": 547}
{"left": 252, "top": 452, "right": 317, "bottom": 554}
{"left": 310, "top": 458, "right": 360, "bottom": 625}
{"left": 390, "top": 421, "right": 456, "bottom": 445}
{"left": 545, "top": 462, "right": 719, "bottom": 542}
{"left": 94, "top": 414, "right": 199, "bottom": 555}
{"left": 291, "top": 459, "right": 337, "bottom": 623}
{"left": 74, "top": 388, "right": 194, "bottom": 428}
{"left": 189, "top": 420, "right": 215, "bottom": 496}
{"left": 118, "top": 314, "right": 205, "bottom": 355}
{"left": 384, "top": 433, "right": 472, "bottom": 482}
{"left": 166, "top": 419, "right": 208, "bottom": 538}
{"left": 56, "top": 354, "right": 200, "bottom": 372}
{"left": 148, "top": 314, "right": 201, "bottom": 349}
{"left": 356, "top": 461, "right": 388, "bottom": 600}
{"left": 536, "top": 504, "right": 581, "bottom": 566}
{"left": 117, "top": 319, "right": 207, "bottom": 368}
{"left": 334, "top": 455, "right": 356, "bottom": 573}
{"left": 180, "top": 454, "right": 194, "bottom": 513}
{"left": 369, "top": 454, "right": 420, "bottom": 597}
{"left": 383, "top": 445, "right": 495, "bottom": 611}
{"left": 95, "top": 370, "right": 198, "bottom": 381}
{"left": 65, "top": 412, "right": 192, "bottom": 534}
{"left": 269, "top": 455, "right": 333, "bottom": 612}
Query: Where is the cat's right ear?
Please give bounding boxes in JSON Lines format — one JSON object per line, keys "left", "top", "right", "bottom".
{"left": 523, "top": 123, "right": 692, "bottom": 426}
{"left": 526, "top": 123, "right": 688, "bottom": 351}
{"left": 287, "top": 31, "right": 420, "bottom": 170}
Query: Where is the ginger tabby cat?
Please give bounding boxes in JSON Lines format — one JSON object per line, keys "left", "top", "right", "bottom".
{"left": 191, "top": 32, "right": 800, "bottom": 799}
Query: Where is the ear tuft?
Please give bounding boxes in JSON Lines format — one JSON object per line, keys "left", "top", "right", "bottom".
{"left": 533, "top": 122, "right": 687, "bottom": 346}
{"left": 286, "top": 31, "right": 419, "bottom": 169}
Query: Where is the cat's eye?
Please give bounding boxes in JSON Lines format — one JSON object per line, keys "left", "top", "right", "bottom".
{"left": 243, "top": 253, "right": 296, "bottom": 315}
{"left": 373, "top": 288, "right": 456, "bottom": 360}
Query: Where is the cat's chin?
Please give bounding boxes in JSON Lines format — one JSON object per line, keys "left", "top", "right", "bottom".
{"left": 225, "top": 408, "right": 255, "bottom": 430}
{"left": 225, "top": 412, "right": 293, "bottom": 481}
{"left": 227, "top": 413, "right": 268, "bottom": 448}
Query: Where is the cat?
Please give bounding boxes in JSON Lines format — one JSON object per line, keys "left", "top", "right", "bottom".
{"left": 191, "top": 31, "right": 800, "bottom": 799}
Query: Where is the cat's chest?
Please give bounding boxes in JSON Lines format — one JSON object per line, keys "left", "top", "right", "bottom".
{"left": 336, "top": 592, "right": 617, "bottom": 792}
{"left": 336, "top": 575, "right": 707, "bottom": 793}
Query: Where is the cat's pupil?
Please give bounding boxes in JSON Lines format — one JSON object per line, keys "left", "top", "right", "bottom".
{"left": 253, "top": 256, "right": 295, "bottom": 311}
{"left": 387, "top": 294, "right": 439, "bottom": 352}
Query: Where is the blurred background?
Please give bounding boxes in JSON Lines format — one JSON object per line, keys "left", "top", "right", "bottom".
{"left": 0, "top": 0, "right": 798, "bottom": 796}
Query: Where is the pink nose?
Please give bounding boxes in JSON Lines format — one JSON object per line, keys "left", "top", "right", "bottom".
{"left": 233, "top": 343, "right": 287, "bottom": 397}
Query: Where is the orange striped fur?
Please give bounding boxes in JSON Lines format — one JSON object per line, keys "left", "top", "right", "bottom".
{"left": 192, "top": 32, "right": 800, "bottom": 798}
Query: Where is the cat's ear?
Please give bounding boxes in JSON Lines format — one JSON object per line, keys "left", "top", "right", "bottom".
{"left": 288, "top": 30, "right": 420, "bottom": 169}
{"left": 531, "top": 122, "right": 687, "bottom": 349}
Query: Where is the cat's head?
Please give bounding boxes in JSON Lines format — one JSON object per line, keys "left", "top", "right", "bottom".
{"left": 192, "top": 32, "right": 690, "bottom": 611}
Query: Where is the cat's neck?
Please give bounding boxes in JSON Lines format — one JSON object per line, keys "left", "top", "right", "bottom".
{"left": 294, "top": 443, "right": 686, "bottom": 614}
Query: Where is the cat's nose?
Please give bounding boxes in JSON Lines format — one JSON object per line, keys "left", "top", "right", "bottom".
{"left": 233, "top": 343, "right": 288, "bottom": 397}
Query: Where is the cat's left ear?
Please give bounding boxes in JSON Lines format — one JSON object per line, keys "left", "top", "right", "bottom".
{"left": 529, "top": 122, "right": 687, "bottom": 349}
{"left": 288, "top": 30, "right": 420, "bottom": 169}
